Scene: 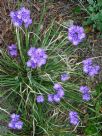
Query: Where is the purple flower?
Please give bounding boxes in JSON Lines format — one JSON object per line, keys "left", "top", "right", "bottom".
{"left": 8, "top": 44, "right": 18, "bottom": 57}
{"left": 8, "top": 121, "right": 16, "bottom": 129}
{"left": 18, "top": 7, "right": 30, "bottom": 22}
{"left": 88, "top": 65, "right": 100, "bottom": 76}
{"left": 48, "top": 94, "right": 54, "bottom": 102}
{"left": 27, "top": 47, "right": 36, "bottom": 57}
{"left": 53, "top": 83, "right": 63, "bottom": 91}
{"left": 48, "top": 89, "right": 64, "bottom": 103}
{"left": 83, "top": 58, "right": 100, "bottom": 77}
{"left": 26, "top": 59, "right": 37, "bottom": 69}
{"left": 37, "top": 58, "right": 47, "bottom": 67}
{"left": 24, "top": 18, "right": 32, "bottom": 28}
{"left": 27, "top": 47, "right": 47, "bottom": 69}
{"left": 68, "top": 25, "right": 85, "bottom": 46}
{"left": 80, "top": 86, "right": 89, "bottom": 94}
{"left": 8, "top": 113, "right": 23, "bottom": 130}
{"left": 10, "top": 7, "right": 32, "bottom": 28}
{"left": 10, "top": 11, "right": 23, "bottom": 27}
{"left": 83, "top": 65, "right": 91, "bottom": 73}
{"left": 34, "top": 48, "right": 48, "bottom": 59}
{"left": 80, "top": 86, "right": 91, "bottom": 101}
{"left": 83, "top": 58, "right": 92, "bottom": 66}
{"left": 53, "top": 94, "right": 61, "bottom": 102}
{"left": 8, "top": 120, "right": 23, "bottom": 130}
{"left": 53, "top": 83, "right": 64, "bottom": 101}
{"left": 15, "top": 121, "right": 23, "bottom": 130}
{"left": 61, "top": 73, "right": 70, "bottom": 82}
{"left": 82, "top": 93, "right": 91, "bottom": 101}
{"left": 10, "top": 113, "right": 20, "bottom": 122}
{"left": 69, "top": 111, "right": 79, "bottom": 125}
{"left": 56, "top": 89, "right": 64, "bottom": 98}
{"left": 36, "top": 95, "right": 44, "bottom": 103}
{"left": 19, "top": 7, "right": 32, "bottom": 28}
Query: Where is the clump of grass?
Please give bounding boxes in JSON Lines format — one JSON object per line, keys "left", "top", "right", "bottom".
{"left": 0, "top": 3, "right": 100, "bottom": 136}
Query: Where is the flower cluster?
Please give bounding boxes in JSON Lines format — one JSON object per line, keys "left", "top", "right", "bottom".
{"left": 80, "top": 86, "right": 90, "bottom": 101}
{"left": 48, "top": 83, "right": 64, "bottom": 103}
{"left": 68, "top": 25, "right": 86, "bottom": 46}
{"left": 69, "top": 111, "right": 79, "bottom": 125}
{"left": 27, "top": 47, "right": 48, "bottom": 69}
{"left": 36, "top": 83, "right": 64, "bottom": 103}
{"left": 10, "top": 7, "right": 32, "bottom": 28}
{"left": 8, "top": 113, "right": 23, "bottom": 130}
{"left": 8, "top": 44, "right": 18, "bottom": 57}
{"left": 61, "top": 73, "right": 70, "bottom": 82}
{"left": 83, "top": 58, "right": 100, "bottom": 77}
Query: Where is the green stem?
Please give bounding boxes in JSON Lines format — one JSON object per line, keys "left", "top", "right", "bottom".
{"left": 16, "top": 27, "right": 25, "bottom": 65}
{"left": 25, "top": 29, "right": 29, "bottom": 50}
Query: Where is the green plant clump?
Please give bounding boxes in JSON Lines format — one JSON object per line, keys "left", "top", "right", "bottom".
{"left": 85, "top": 0, "right": 102, "bottom": 31}
{"left": 0, "top": 3, "right": 101, "bottom": 136}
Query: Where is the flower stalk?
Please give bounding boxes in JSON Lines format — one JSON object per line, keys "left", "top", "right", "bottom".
{"left": 16, "top": 27, "right": 25, "bottom": 65}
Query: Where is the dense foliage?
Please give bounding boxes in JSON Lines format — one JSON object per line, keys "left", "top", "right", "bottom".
{"left": 0, "top": 1, "right": 102, "bottom": 136}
